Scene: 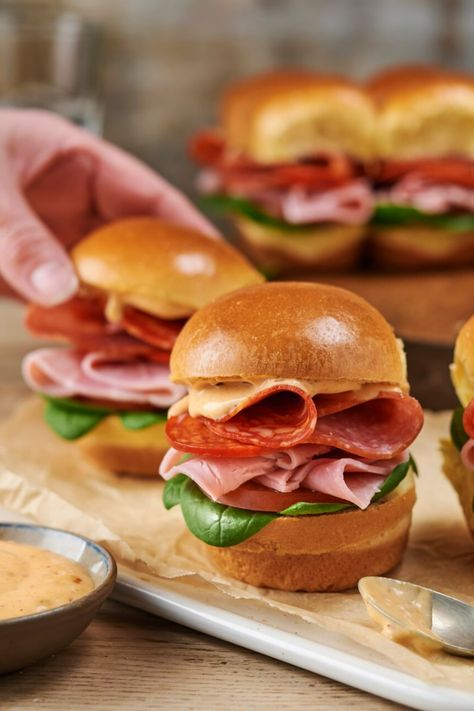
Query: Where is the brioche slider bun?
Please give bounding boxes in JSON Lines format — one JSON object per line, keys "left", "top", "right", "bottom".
{"left": 367, "top": 65, "right": 474, "bottom": 159}
{"left": 171, "top": 281, "right": 408, "bottom": 388}
{"left": 370, "top": 226, "right": 474, "bottom": 271}
{"left": 64, "top": 218, "right": 262, "bottom": 477}
{"left": 78, "top": 417, "right": 169, "bottom": 477}
{"left": 367, "top": 66, "right": 474, "bottom": 269}
{"left": 207, "top": 472, "right": 416, "bottom": 592}
{"left": 168, "top": 283, "right": 415, "bottom": 591}
{"left": 211, "top": 70, "right": 375, "bottom": 272}
{"left": 442, "top": 316, "right": 474, "bottom": 538}
{"left": 221, "top": 70, "right": 376, "bottom": 162}
{"left": 72, "top": 217, "right": 264, "bottom": 320}
{"left": 235, "top": 220, "right": 366, "bottom": 274}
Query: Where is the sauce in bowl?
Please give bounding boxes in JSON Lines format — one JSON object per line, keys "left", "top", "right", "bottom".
{"left": 0, "top": 540, "right": 94, "bottom": 621}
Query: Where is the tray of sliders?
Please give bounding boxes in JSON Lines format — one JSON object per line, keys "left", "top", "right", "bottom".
{"left": 1, "top": 60, "right": 474, "bottom": 708}
{"left": 0, "top": 215, "right": 472, "bottom": 710}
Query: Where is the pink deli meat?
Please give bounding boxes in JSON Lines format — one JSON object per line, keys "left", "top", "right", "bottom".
{"left": 198, "top": 170, "right": 373, "bottom": 226}
{"left": 159, "top": 445, "right": 408, "bottom": 510}
{"left": 382, "top": 175, "right": 474, "bottom": 214}
{"left": 22, "top": 347, "right": 185, "bottom": 408}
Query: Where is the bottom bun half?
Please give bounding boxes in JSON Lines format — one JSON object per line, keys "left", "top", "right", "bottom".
{"left": 78, "top": 416, "right": 168, "bottom": 477}
{"left": 441, "top": 439, "right": 474, "bottom": 539}
{"left": 235, "top": 218, "right": 366, "bottom": 273}
{"left": 205, "top": 474, "right": 416, "bottom": 592}
{"left": 370, "top": 227, "right": 474, "bottom": 269}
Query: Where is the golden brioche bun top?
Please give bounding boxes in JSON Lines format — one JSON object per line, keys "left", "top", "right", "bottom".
{"left": 72, "top": 217, "right": 263, "bottom": 319}
{"left": 170, "top": 281, "right": 408, "bottom": 387}
{"left": 451, "top": 315, "right": 474, "bottom": 406}
{"left": 366, "top": 64, "right": 474, "bottom": 158}
{"left": 220, "top": 70, "right": 376, "bottom": 162}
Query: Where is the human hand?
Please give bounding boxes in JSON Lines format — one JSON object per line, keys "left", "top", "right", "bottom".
{"left": 0, "top": 109, "right": 219, "bottom": 305}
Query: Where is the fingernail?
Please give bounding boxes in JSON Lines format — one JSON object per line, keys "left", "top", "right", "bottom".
{"left": 30, "top": 261, "right": 79, "bottom": 305}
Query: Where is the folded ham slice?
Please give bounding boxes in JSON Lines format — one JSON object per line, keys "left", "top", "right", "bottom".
{"left": 381, "top": 174, "right": 474, "bottom": 214}
{"left": 461, "top": 439, "right": 474, "bottom": 471}
{"left": 463, "top": 399, "right": 474, "bottom": 438}
{"left": 160, "top": 445, "right": 407, "bottom": 510}
{"left": 23, "top": 347, "right": 186, "bottom": 408}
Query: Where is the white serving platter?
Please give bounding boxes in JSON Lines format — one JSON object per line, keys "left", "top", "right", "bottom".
{"left": 1, "top": 507, "right": 473, "bottom": 710}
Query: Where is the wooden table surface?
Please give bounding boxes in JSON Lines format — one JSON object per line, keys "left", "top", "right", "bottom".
{"left": 0, "top": 299, "right": 406, "bottom": 711}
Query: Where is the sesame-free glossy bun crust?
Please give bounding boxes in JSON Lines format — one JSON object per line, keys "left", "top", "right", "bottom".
{"left": 366, "top": 65, "right": 474, "bottom": 158}
{"left": 206, "top": 475, "right": 416, "bottom": 591}
{"left": 78, "top": 416, "right": 169, "bottom": 477}
{"left": 220, "top": 70, "right": 375, "bottom": 162}
{"left": 370, "top": 227, "right": 474, "bottom": 270}
{"left": 235, "top": 218, "right": 366, "bottom": 272}
{"left": 441, "top": 440, "right": 474, "bottom": 541}
{"left": 170, "top": 282, "right": 407, "bottom": 387}
{"left": 72, "top": 217, "right": 263, "bottom": 317}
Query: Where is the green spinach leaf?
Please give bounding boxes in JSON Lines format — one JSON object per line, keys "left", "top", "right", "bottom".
{"left": 44, "top": 399, "right": 106, "bottom": 440}
{"left": 450, "top": 407, "right": 469, "bottom": 451}
{"left": 119, "top": 410, "right": 167, "bottom": 430}
{"left": 163, "top": 474, "right": 189, "bottom": 510}
{"left": 200, "top": 194, "right": 323, "bottom": 234}
{"left": 372, "top": 204, "right": 474, "bottom": 232}
{"left": 180, "top": 478, "right": 276, "bottom": 547}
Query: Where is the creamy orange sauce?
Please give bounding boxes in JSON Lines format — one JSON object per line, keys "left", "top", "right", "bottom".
{"left": 359, "top": 578, "right": 443, "bottom": 657}
{"left": 0, "top": 540, "right": 93, "bottom": 621}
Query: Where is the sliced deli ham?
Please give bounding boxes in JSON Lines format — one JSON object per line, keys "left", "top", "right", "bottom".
{"left": 381, "top": 175, "right": 474, "bottom": 214}
{"left": 463, "top": 399, "right": 474, "bottom": 438}
{"left": 23, "top": 347, "right": 185, "bottom": 408}
{"left": 160, "top": 445, "right": 407, "bottom": 510}
{"left": 461, "top": 438, "right": 474, "bottom": 471}
{"left": 307, "top": 396, "right": 423, "bottom": 460}
{"left": 206, "top": 387, "right": 317, "bottom": 448}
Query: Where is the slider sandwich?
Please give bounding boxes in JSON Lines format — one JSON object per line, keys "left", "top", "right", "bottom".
{"left": 442, "top": 315, "right": 474, "bottom": 538}
{"left": 22, "top": 217, "right": 263, "bottom": 475}
{"left": 367, "top": 65, "right": 474, "bottom": 268}
{"left": 160, "top": 282, "right": 423, "bottom": 591}
{"left": 190, "top": 70, "right": 375, "bottom": 273}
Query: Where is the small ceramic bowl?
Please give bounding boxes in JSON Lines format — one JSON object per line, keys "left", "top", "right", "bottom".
{"left": 0, "top": 522, "right": 117, "bottom": 674}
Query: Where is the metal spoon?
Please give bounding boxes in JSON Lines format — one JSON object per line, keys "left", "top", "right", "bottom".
{"left": 358, "top": 576, "right": 474, "bottom": 657}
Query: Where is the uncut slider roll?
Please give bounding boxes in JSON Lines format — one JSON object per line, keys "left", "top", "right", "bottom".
{"left": 441, "top": 315, "right": 474, "bottom": 538}
{"left": 367, "top": 65, "right": 474, "bottom": 269}
{"left": 160, "top": 282, "right": 423, "bottom": 592}
{"left": 190, "top": 70, "right": 375, "bottom": 273}
{"left": 22, "top": 217, "right": 263, "bottom": 476}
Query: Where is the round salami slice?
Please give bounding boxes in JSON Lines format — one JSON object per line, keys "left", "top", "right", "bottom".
{"left": 121, "top": 306, "right": 185, "bottom": 351}
{"left": 205, "top": 387, "right": 317, "bottom": 448}
{"left": 314, "top": 389, "right": 402, "bottom": 417}
{"left": 26, "top": 297, "right": 110, "bottom": 346}
{"left": 307, "top": 395, "right": 423, "bottom": 459}
{"left": 166, "top": 414, "right": 269, "bottom": 458}
{"left": 375, "top": 157, "right": 474, "bottom": 188}
{"left": 463, "top": 399, "right": 474, "bottom": 438}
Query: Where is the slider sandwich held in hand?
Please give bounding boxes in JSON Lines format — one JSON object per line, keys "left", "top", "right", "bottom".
{"left": 367, "top": 65, "right": 474, "bottom": 269}
{"left": 22, "top": 217, "right": 263, "bottom": 476}
{"left": 441, "top": 315, "right": 474, "bottom": 539}
{"left": 190, "top": 70, "right": 376, "bottom": 274}
{"left": 160, "top": 282, "right": 424, "bottom": 591}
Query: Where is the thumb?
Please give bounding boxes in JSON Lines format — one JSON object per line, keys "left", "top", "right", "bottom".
{"left": 0, "top": 192, "right": 78, "bottom": 305}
